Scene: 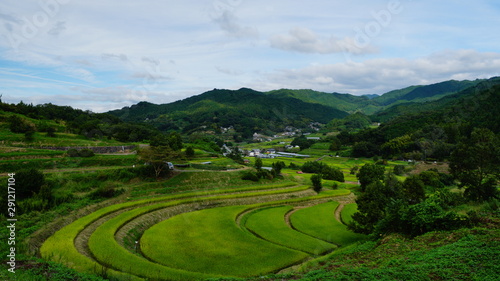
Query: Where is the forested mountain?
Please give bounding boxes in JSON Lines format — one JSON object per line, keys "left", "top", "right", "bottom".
{"left": 372, "top": 79, "right": 482, "bottom": 106}
{"left": 108, "top": 78, "right": 492, "bottom": 138}
{"left": 0, "top": 101, "right": 161, "bottom": 142}
{"left": 341, "top": 77, "right": 500, "bottom": 160}
{"left": 108, "top": 88, "right": 349, "bottom": 138}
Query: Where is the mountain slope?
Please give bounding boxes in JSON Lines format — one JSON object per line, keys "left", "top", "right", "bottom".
{"left": 109, "top": 88, "right": 349, "bottom": 136}
{"left": 372, "top": 79, "right": 489, "bottom": 122}
{"left": 373, "top": 79, "right": 483, "bottom": 107}
{"left": 376, "top": 76, "right": 500, "bottom": 140}
{"left": 265, "top": 89, "right": 376, "bottom": 114}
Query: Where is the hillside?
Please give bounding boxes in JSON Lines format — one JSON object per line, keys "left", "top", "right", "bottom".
{"left": 109, "top": 88, "right": 349, "bottom": 137}
{"left": 108, "top": 78, "right": 492, "bottom": 138}
{"left": 265, "top": 89, "right": 377, "bottom": 114}
{"left": 374, "top": 77, "right": 500, "bottom": 130}
{"left": 372, "top": 79, "right": 482, "bottom": 106}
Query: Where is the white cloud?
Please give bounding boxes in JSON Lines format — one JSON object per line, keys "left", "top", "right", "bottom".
{"left": 250, "top": 50, "right": 500, "bottom": 95}
{"left": 270, "top": 27, "right": 377, "bottom": 55}
{"left": 0, "top": 0, "right": 499, "bottom": 112}
{"left": 213, "top": 10, "right": 259, "bottom": 39}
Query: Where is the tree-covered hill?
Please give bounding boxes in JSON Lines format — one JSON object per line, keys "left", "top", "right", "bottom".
{"left": 340, "top": 76, "right": 500, "bottom": 160}
{"left": 108, "top": 78, "right": 492, "bottom": 138}
{"left": 108, "top": 88, "right": 350, "bottom": 137}
{"left": 0, "top": 101, "right": 161, "bottom": 144}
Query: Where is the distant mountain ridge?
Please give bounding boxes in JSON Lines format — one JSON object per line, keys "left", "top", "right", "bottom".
{"left": 108, "top": 77, "right": 495, "bottom": 136}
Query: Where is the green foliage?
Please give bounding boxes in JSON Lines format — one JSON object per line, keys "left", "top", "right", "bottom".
{"left": 310, "top": 174, "right": 323, "bottom": 193}
{"left": 15, "top": 168, "right": 45, "bottom": 200}
{"left": 254, "top": 158, "right": 263, "bottom": 170}
{"left": 450, "top": 127, "right": 500, "bottom": 201}
{"left": 402, "top": 175, "right": 426, "bottom": 204}
{"left": 328, "top": 136, "right": 342, "bottom": 151}
{"left": 66, "top": 148, "right": 80, "bottom": 157}
{"left": 352, "top": 141, "right": 379, "bottom": 158}
{"left": 227, "top": 147, "right": 244, "bottom": 164}
{"left": 138, "top": 146, "right": 178, "bottom": 178}
{"left": 185, "top": 146, "right": 195, "bottom": 158}
{"left": 109, "top": 88, "right": 349, "bottom": 137}
{"left": 375, "top": 199, "right": 468, "bottom": 237}
{"left": 350, "top": 179, "right": 401, "bottom": 234}
{"left": 271, "top": 161, "right": 286, "bottom": 175}
{"left": 393, "top": 164, "right": 406, "bottom": 175}
{"left": 241, "top": 171, "right": 260, "bottom": 182}
{"left": 302, "top": 161, "right": 344, "bottom": 182}
{"left": 66, "top": 149, "right": 95, "bottom": 158}
{"left": 356, "top": 163, "right": 385, "bottom": 191}
{"left": 327, "top": 112, "right": 372, "bottom": 131}
{"left": 291, "top": 135, "right": 316, "bottom": 150}
{"left": 8, "top": 115, "right": 35, "bottom": 133}
{"left": 78, "top": 149, "right": 95, "bottom": 158}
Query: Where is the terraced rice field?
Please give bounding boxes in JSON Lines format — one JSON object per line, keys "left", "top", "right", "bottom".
{"left": 41, "top": 180, "right": 365, "bottom": 280}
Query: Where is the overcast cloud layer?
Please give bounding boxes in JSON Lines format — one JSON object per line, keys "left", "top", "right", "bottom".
{"left": 1, "top": 0, "right": 499, "bottom": 112}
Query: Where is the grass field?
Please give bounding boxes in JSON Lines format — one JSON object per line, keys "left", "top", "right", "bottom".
{"left": 290, "top": 201, "right": 366, "bottom": 246}
{"left": 243, "top": 205, "right": 337, "bottom": 255}
{"left": 141, "top": 205, "right": 308, "bottom": 277}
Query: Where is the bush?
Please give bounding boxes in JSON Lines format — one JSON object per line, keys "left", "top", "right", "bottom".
{"left": 15, "top": 168, "right": 45, "bottom": 200}
{"left": 89, "top": 185, "right": 123, "bottom": 199}
{"left": 393, "top": 165, "right": 406, "bottom": 176}
{"left": 67, "top": 149, "right": 80, "bottom": 157}
{"left": 375, "top": 199, "right": 468, "bottom": 237}
{"left": 302, "top": 161, "right": 344, "bottom": 182}
{"left": 79, "top": 149, "right": 95, "bottom": 158}
{"left": 311, "top": 174, "right": 323, "bottom": 193}
{"left": 241, "top": 171, "right": 259, "bottom": 182}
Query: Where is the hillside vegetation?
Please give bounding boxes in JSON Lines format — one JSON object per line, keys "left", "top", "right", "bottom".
{"left": 0, "top": 77, "right": 499, "bottom": 280}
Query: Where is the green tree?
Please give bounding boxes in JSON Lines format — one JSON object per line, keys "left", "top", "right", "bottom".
{"left": 168, "top": 131, "right": 183, "bottom": 151}
{"left": 185, "top": 146, "right": 195, "bottom": 158}
{"left": 254, "top": 158, "right": 263, "bottom": 170}
{"left": 350, "top": 175, "right": 403, "bottom": 234}
{"left": 24, "top": 129, "right": 36, "bottom": 142}
{"left": 9, "top": 115, "right": 34, "bottom": 133}
{"left": 45, "top": 126, "right": 57, "bottom": 137}
{"left": 271, "top": 161, "right": 286, "bottom": 175}
{"left": 329, "top": 137, "right": 341, "bottom": 151}
{"left": 450, "top": 128, "right": 500, "bottom": 201}
{"left": 138, "top": 146, "right": 178, "bottom": 179}
{"left": 402, "top": 175, "right": 426, "bottom": 204}
{"left": 15, "top": 168, "right": 45, "bottom": 200}
{"left": 311, "top": 174, "right": 323, "bottom": 193}
{"left": 356, "top": 163, "right": 385, "bottom": 191}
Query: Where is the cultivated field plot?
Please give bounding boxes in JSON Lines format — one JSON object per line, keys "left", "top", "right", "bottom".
{"left": 41, "top": 180, "right": 364, "bottom": 280}
{"left": 290, "top": 201, "right": 366, "bottom": 246}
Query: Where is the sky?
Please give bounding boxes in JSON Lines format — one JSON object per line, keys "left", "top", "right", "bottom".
{"left": 1, "top": 0, "right": 500, "bottom": 112}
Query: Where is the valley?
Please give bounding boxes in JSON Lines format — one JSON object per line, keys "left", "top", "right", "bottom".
{"left": 0, "top": 78, "right": 499, "bottom": 280}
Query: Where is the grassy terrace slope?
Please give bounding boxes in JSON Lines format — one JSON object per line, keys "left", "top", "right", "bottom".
{"left": 290, "top": 201, "right": 366, "bottom": 246}
{"left": 141, "top": 206, "right": 308, "bottom": 277}
{"left": 243, "top": 205, "right": 337, "bottom": 255}
{"left": 41, "top": 171, "right": 358, "bottom": 281}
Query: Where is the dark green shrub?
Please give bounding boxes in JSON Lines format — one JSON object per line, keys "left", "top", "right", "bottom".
{"left": 311, "top": 174, "right": 323, "bottom": 193}
{"left": 15, "top": 168, "right": 45, "bottom": 200}
{"left": 67, "top": 149, "right": 80, "bottom": 157}
{"left": 393, "top": 165, "right": 406, "bottom": 176}
{"left": 241, "top": 171, "right": 259, "bottom": 182}
{"left": 78, "top": 149, "right": 95, "bottom": 158}
{"left": 302, "top": 161, "right": 344, "bottom": 182}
